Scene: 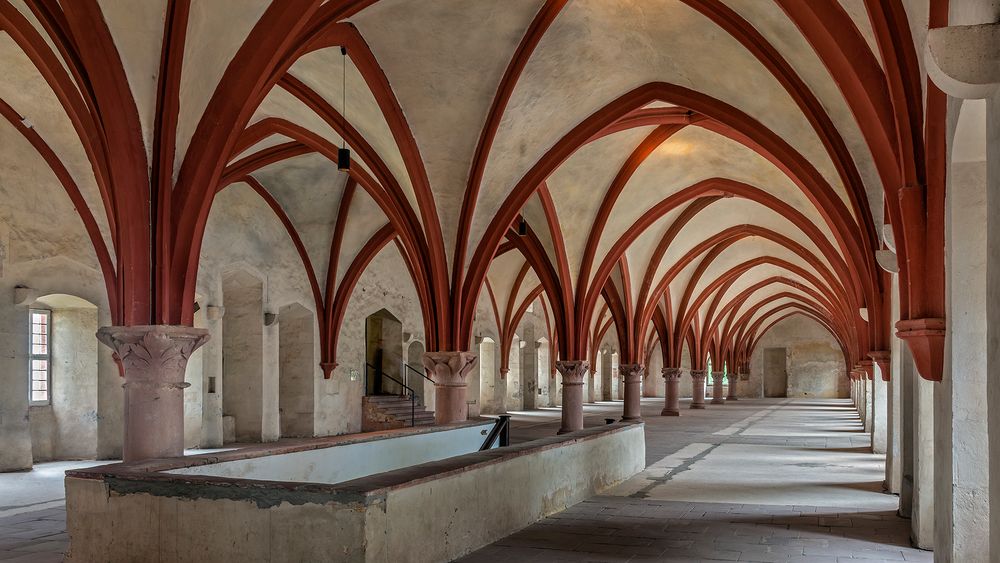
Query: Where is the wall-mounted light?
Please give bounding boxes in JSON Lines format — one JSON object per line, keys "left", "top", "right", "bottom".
{"left": 517, "top": 217, "right": 528, "bottom": 236}
{"left": 337, "top": 46, "right": 351, "bottom": 171}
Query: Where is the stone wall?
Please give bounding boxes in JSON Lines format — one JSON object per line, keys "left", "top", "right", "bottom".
{"left": 749, "top": 315, "right": 848, "bottom": 399}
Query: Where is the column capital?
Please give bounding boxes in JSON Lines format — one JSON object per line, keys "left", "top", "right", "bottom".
{"left": 95, "top": 325, "right": 209, "bottom": 463}
{"left": 895, "top": 318, "right": 945, "bottom": 382}
{"left": 711, "top": 370, "right": 725, "bottom": 381}
{"left": 689, "top": 369, "right": 707, "bottom": 380}
{"left": 423, "top": 351, "right": 477, "bottom": 387}
{"left": 661, "top": 367, "right": 682, "bottom": 381}
{"left": 619, "top": 363, "right": 644, "bottom": 383}
{"left": 555, "top": 360, "right": 589, "bottom": 385}
{"left": 868, "top": 351, "right": 890, "bottom": 382}
{"left": 96, "top": 325, "right": 209, "bottom": 383}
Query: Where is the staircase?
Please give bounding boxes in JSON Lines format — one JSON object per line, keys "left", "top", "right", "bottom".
{"left": 362, "top": 395, "right": 436, "bottom": 432}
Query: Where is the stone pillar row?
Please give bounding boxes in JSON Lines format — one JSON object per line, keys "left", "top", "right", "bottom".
{"left": 99, "top": 323, "right": 749, "bottom": 463}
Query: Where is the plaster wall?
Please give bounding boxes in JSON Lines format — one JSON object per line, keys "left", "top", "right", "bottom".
{"left": 912, "top": 372, "right": 935, "bottom": 549}
{"left": 506, "top": 336, "right": 522, "bottom": 411}
{"left": 29, "top": 306, "right": 99, "bottom": 461}
{"left": 0, "top": 121, "right": 119, "bottom": 470}
{"left": 887, "top": 276, "right": 903, "bottom": 494}
{"left": 643, "top": 347, "right": 665, "bottom": 397}
{"left": 987, "top": 89, "right": 1000, "bottom": 563}
{"left": 222, "top": 271, "right": 267, "bottom": 443}
{"left": 937, "top": 158, "right": 990, "bottom": 560}
{"left": 279, "top": 304, "right": 316, "bottom": 438}
{"left": 872, "top": 370, "right": 887, "bottom": 455}
{"left": 750, "top": 315, "right": 848, "bottom": 398}
{"left": 520, "top": 322, "right": 537, "bottom": 410}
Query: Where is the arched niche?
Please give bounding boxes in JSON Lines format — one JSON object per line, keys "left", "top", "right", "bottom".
{"left": 365, "top": 308, "right": 403, "bottom": 395}
{"left": 600, "top": 348, "right": 614, "bottom": 402}
{"left": 28, "top": 293, "right": 98, "bottom": 462}
{"left": 222, "top": 269, "right": 265, "bottom": 443}
{"left": 505, "top": 335, "right": 522, "bottom": 412}
{"left": 478, "top": 336, "right": 499, "bottom": 414}
{"left": 406, "top": 340, "right": 431, "bottom": 409}
{"left": 279, "top": 303, "right": 316, "bottom": 438}
{"left": 536, "top": 337, "right": 551, "bottom": 407}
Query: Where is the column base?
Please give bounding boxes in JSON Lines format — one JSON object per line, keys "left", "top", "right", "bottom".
{"left": 661, "top": 409, "right": 680, "bottom": 416}
{"left": 711, "top": 398, "right": 726, "bottom": 405}
{"left": 690, "top": 404, "right": 706, "bottom": 409}
{"left": 727, "top": 397, "right": 739, "bottom": 401}
{"left": 620, "top": 415, "right": 642, "bottom": 422}
{"left": 556, "top": 427, "right": 575, "bottom": 435}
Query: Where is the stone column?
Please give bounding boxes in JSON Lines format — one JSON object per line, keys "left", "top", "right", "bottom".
{"left": 619, "top": 364, "right": 644, "bottom": 421}
{"left": 710, "top": 371, "right": 726, "bottom": 404}
{"left": 689, "top": 369, "right": 707, "bottom": 409}
{"left": 727, "top": 373, "right": 739, "bottom": 401}
{"left": 555, "top": 361, "right": 589, "bottom": 434}
{"left": 423, "top": 351, "right": 477, "bottom": 424}
{"left": 96, "top": 325, "right": 209, "bottom": 463}
{"left": 661, "top": 367, "right": 682, "bottom": 416}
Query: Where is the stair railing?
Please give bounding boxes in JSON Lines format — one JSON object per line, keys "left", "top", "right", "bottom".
{"left": 404, "top": 363, "right": 435, "bottom": 403}
{"left": 366, "top": 363, "right": 416, "bottom": 427}
{"left": 480, "top": 414, "right": 511, "bottom": 450}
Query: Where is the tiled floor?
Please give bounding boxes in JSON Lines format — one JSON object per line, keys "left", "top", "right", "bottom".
{"left": 462, "top": 397, "right": 928, "bottom": 562}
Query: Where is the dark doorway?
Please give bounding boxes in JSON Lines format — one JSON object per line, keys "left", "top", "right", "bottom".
{"left": 763, "top": 347, "right": 788, "bottom": 397}
{"left": 365, "top": 309, "right": 403, "bottom": 395}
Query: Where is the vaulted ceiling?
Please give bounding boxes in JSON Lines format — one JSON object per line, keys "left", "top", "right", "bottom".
{"left": 0, "top": 0, "right": 944, "bottom": 376}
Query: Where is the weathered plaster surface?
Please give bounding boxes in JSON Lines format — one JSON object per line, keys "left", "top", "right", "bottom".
{"left": 750, "top": 315, "right": 847, "bottom": 398}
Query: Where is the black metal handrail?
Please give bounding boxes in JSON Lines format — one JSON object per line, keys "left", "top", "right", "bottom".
{"left": 404, "top": 363, "right": 434, "bottom": 388}
{"left": 366, "top": 363, "right": 416, "bottom": 427}
{"left": 403, "top": 364, "right": 435, "bottom": 405}
{"left": 480, "top": 414, "right": 511, "bottom": 450}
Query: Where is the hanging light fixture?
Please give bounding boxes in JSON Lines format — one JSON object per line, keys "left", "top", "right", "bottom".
{"left": 517, "top": 217, "right": 528, "bottom": 236}
{"left": 338, "top": 46, "right": 351, "bottom": 171}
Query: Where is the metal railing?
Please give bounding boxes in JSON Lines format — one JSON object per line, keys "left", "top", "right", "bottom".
{"left": 365, "top": 363, "right": 416, "bottom": 427}
{"left": 404, "top": 363, "right": 435, "bottom": 404}
{"left": 479, "top": 414, "right": 511, "bottom": 450}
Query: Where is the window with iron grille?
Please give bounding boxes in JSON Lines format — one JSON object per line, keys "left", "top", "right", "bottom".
{"left": 28, "top": 309, "right": 51, "bottom": 405}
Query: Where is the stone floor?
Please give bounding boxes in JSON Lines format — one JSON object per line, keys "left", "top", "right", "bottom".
{"left": 0, "top": 449, "right": 227, "bottom": 562}
{"left": 462, "top": 397, "right": 928, "bottom": 563}
{"left": 0, "top": 398, "right": 924, "bottom": 563}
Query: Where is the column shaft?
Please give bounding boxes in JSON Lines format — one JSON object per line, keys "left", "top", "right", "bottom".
{"left": 620, "top": 364, "right": 644, "bottom": 420}
{"left": 689, "top": 370, "right": 707, "bottom": 409}
{"left": 661, "top": 367, "right": 682, "bottom": 416}
{"left": 710, "top": 371, "right": 726, "bottom": 404}
{"left": 556, "top": 361, "right": 589, "bottom": 434}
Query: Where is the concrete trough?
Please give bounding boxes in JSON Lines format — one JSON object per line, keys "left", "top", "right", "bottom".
{"left": 64, "top": 421, "right": 645, "bottom": 562}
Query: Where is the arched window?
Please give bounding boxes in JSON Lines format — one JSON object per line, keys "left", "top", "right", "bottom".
{"left": 28, "top": 309, "right": 51, "bottom": 405}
